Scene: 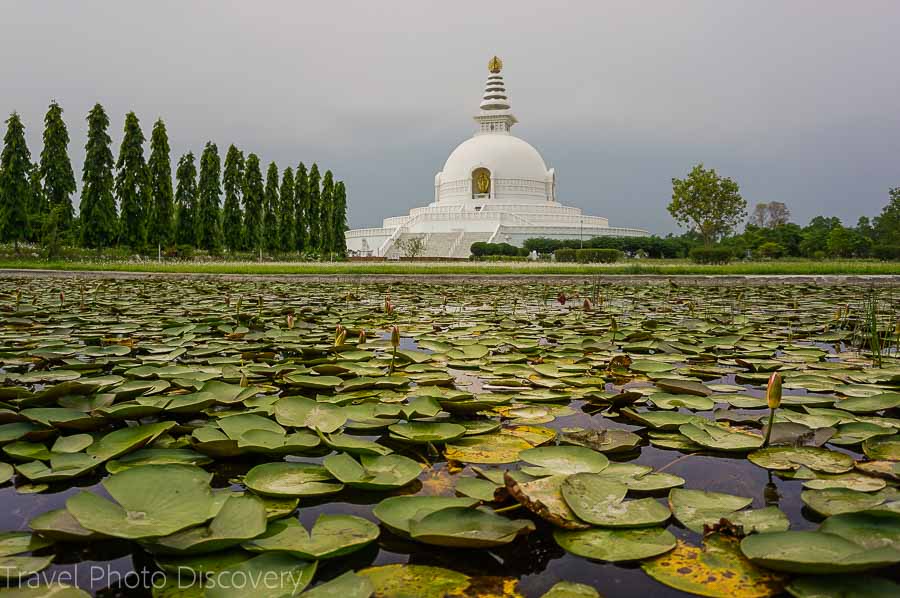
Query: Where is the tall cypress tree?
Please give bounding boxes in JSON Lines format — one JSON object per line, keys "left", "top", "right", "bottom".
{"left": 80, "top": 103, "right": 117, "bottom": 249}
{"left": 279, "top": 166, "right": 295, "bottom": 252}
{"left": 306, "top": 163, "right": 321, "bottom": 254}
{"left": 175, "top": 152, "right": 198, "bottom": 247}
{"left": 39, "top": 101, "right": 76, "bottom": 233}
{"left": 221, "top": 144, "right": 244, "bottom": 253}
{"left": 28, "top": 163, "right": 46, "bottom": 242}
{"left": 263, "top": 162, "right": 279, "bottom": 254}
{"left": 147, "top": 119, "right": 174, "bottom": 249}
{"left": 333, "top": 180, "right": 348, "bottom": 256}
{"left": 242, "top": 154, "right": 264, "bottom": 254}
{"left": 196, "top": 142, "right": 222, "bottom": 252}
{"left": 293, "top": 162, "right": 308, "bottom": 253}
{"left": 0, "top": 113, "right": 31, "bottom": 250}
{"left": 115, "top": 112, "right": 150, "bottom": 249}
{"left": 319, "top": 170, "right": 334, "bottom": 254}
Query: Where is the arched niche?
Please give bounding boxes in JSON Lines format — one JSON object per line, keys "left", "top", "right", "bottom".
{"left": 472, "top": 167, "right": 491, "bottom": 198}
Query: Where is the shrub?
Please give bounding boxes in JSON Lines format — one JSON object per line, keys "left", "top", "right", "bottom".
{"left": 555, "top": 248, "right": 576, "bottom": 262}
{"left": 689, "top": 246, "right": 732, "bottom": 264}
{"left": 576, "top": 248, "right": 622, "bottom": 263}
{"left": 755, "top": 242, "right": 784, "bottom": 259}
{"left": 872, "top": 245, "right": 900, "bottom": 261}
{"left": 175, "top": 244, "right": 195, "bottom": 259}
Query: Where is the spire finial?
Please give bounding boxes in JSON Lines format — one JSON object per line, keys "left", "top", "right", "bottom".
{"left": 488, "top": 55, "right": 503, "bottom": 74}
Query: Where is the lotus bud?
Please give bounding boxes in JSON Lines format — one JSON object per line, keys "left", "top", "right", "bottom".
{"left": 286, "top": 314, "right": 295, "bottom": 329}
{"left": 766, "top": 372, "right": 782, "bottom": 409}
{"left": 390, "top": 325, "right": 400, "bottom": 349}
{"left": 610, "top": 317, "right": 618, "bottom": 333}
{"left": 358, "top": 329, "right": 366, "bottom": 344}
{"left": 385, "top": 299, "right": 394, "bottom": 315}
{"left": 239, "top": 372, "right": 249, "bottom": 387}
{"left": 557, "top": 292, "right": 567, "bottom": 305}
{"left": 334, "top": 324, "right": 347, "bottom": 347}
{"left": 583, "top": 298, "right": 593, "bottom": 311}
{"left": 59, "top": 291, "right": 65, "bottom": 304}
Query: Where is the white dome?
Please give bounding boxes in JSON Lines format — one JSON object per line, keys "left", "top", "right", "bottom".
{"left": 440, "top": 134, "right": 549, "bottom": 183}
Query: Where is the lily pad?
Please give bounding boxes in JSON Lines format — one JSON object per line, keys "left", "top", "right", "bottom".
{"left": 373, "top": 496, "right": 478, "bottom": 536}
{"left": 561, "top": 473, "right": 671, "bottom": 528}
{"left": 243, "top": 514, "right": 379, "bottom": 559}
{"left": 444, "top": 433, "right": 533, "bottom": 464}
{"left": 519, "top": 446, "right": 609, "bottom": 475}
{"left": 66, "top": 464, "right": 218, "bottom": 539}
{"left": 244, "top": 462, "right": 344, "bottom": 498}
{"left": 740, "top": 530, "right": 900, "bottom": 573}
{"left": 554, "top": 527, "right": 676, "bottom": 562}
{"left": 748, "top": 447, "right": 854, "bottom": 474}
{"left": 408, "top": 506, "right": 535, "bottom": 548}
{"left": 323, "top": 453, "right": 422, "bottom": 490}
{"left": 149, "top": 494, "right": 268, "bottom": 555}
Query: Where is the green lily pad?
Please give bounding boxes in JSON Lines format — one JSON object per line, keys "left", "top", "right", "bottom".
{"left": 204, "top": 553, "right": 317, "bottom": 598}
{"left": 320, "top": 432, "right": 393, "bottom": 456}
{"left": 863, "top": 435, "right": 900, "bottom": 461}
{"left": 28, "top": 508, "right": 107, "bottom": 542}
{"left": 0, "top": 555, "right": 56, "bottom": 580}
{"left": 149, "top": 494, "right": 268, "bottom": 555}
{"left": 323, "top": 453, "right": 421, "bottom": 490}
{"left": 554, "top": 527, "right": 676, "bottom": 562}
{"left": 679, "top": 420, "right": 763, "bottom": 452}
{"left": 835, "top": 393, "right": 900, "bottom": 414}
{"left": 66, "top": 464, "right": 218, "bottom": 539}
{"left": 388, "top": 422, "right": 466, "bottom": 444}
{"left": 539, "top": 581, "right": 601, "bottom": 598}
{"left": 561, "top": 473, "right": 670, "bottom": 528}
{"left": 800, "top": 488, "right": 899, "bottom": 517}
{"left": 275, "top": 396, "right": 347, "bottom": 433}
{"left": 748, "top": 446, "right": 854, "bottom": 474}
{"left": 408, "top": 506, "right": 534, "bottom": 548}
{"left": 373, "top": 496, "right": 478, "bottom": 536}
{"left": 505, "top": 473, "right": 589, "bottom": 530}
{"left": 357, "top": 564, "right": 469, "bottom": 598}
{"left": 740, "top": 530, "right": 900, "bottom": 573}
{"left": 819, "top": 510, "right": 900, "bottom": 551}
{"left": 0, "top": 532, "right": 53, "bottom": 556}
{"left": 785, "top": 575, "right": 900, "bottom": 598}
{"left": 243, "top": 514, "right": 378, "bottom": 559}
{"left": 557, "top": 428, "right": 641, "bottom": 453}
{"left": 244, "top": 462, "right": 344, "bottom": 498}
{"left": 105, "top": 448, "right": 213, "bottom": 474}
{"left": 519, "top": 446, "right": 609, "bottom": 475}
{"left": 299, "top": 571, "right": 375, "bottom": 598}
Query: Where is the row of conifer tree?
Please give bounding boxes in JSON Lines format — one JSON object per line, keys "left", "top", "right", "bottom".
{"left": 0, "top": 102, "right": 348, "bottom": 256}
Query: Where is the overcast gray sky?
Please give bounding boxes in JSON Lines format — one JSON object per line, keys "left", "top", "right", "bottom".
{"left": 2, "top": 1, "right": 898, "bottom": 234}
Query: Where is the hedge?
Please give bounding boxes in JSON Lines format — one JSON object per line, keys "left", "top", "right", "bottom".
{"left": 576, "top": 248, "right": 622, "bottom": 263}
{"left": 689, "top": 246, "right": 733, "bottom": 264}
{"left": 872, "top": 245, "right": 900, "bottom": 261}
{"left": 555, "top": 248, "right": 577, "bottom": 262}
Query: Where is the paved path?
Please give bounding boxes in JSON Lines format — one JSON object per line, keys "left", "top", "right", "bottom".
{"left": 2, "top": 268, "right": 900, "bottom": 286}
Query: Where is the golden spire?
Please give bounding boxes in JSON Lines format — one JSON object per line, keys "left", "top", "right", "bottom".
{"left": 488, "top": 55, "right": 503, "bottom": 74}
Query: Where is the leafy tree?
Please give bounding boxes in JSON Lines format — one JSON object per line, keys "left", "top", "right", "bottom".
{"left": 196, "top": 142, "right": 222, "bottom": 252}
{"left": 39, "top": 101, "right": 76, "bottom": 232}
{"left": 41, "top": 204, "right": 65, "bottom": 259}
{"left": 333, "top": 180, "right": 348, "bottom": 255}
{"left": 263, "top": 162, "right": 279, "bottom": 254}
{"left": 221, "top": 145, "right": 244, "bottom": 253}
{"left": 147, "top": 119, "right": 174, "bottom": 249}
{"left": 115, "top": 112, "right": 150, "bottom": 249}
{"left": 242, "top": 154, "right": 264, "bottom": 253}
{"left": 175, "top": 152, "right": 198, "bottom": 247}
{"left": 826, "top": 224, "right": 869, "bottom": 258}
{"left": 293, "top": 162, "right": 308, "bottom": 252}
{"left": 319, "top": 170, "right": 334, "bottom": 254}
{"left": 80, "top": 103, "right": 118, "bottom": 249}
{"left": 279, "top": 166, "right": 295, "bottom": 252}
{"left": 799, "top": 216, "right": 841, "bottom": 257}
{"left": 306, "top": 163, "right": 321, "bottom": 253}
{"left": 668, "top": 164, "right": 746, "bottom": 245}
{"left": 0, "top": 112, "right": 32, "bottom": 250}
{"left": 873, "top": 187, "right": 900, "bottom": 245}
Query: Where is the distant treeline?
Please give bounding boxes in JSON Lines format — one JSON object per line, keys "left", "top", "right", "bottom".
{"left": 0, "top": 102, "right": 347, "bottom": 257}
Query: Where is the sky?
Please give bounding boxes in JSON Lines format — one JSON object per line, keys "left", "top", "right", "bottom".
{"left": 1, "top": 1, "right": 899, "bottom": 234}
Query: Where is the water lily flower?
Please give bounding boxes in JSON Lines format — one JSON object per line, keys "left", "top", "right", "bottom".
{"left": 286, "top": 314, "right": 295, "bottom": 329}
{"left": 390, "top": 325, "right": 400, "bottom": 348}
{"left": 334, "top": 324, "right": 347, "bottom": 347}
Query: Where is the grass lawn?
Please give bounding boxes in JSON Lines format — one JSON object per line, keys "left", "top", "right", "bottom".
{"left": 0, "top": 258, "right": 898, "bottom": 276}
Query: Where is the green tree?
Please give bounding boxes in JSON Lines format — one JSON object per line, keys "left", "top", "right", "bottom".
{"left": 279, "top": 166, "right": 295, "bottom": 252}
{"left": 306, "top": 163, "right": 321, "bottom": 254}
{"left": 294, "top": 162, "right": 308, "bottom": 253}
{"left": 668, "top": 163, "right": 746, "bottom": 245}
{"left": 318, "top": 170, "right": 334, "bottom": 254}
{"left": 221, "top": 145, "right": 244, "bottom": 253}
{"left": 175, "top": 152, "right": 198, "bottom": 247}
{"left": 196, "top": 142, "right": 222, "bottom": 252}
{"left": 115, "top": 112, "right": 150, "bottom": 249}
{"left": 39, "top": 101, "right": 76, "bottom": 233}
{"left": 799, "top": 216, "right": 841, "bottom": 257}
{"left": 147, "top": 119, "right": 174, "bottom": 249}
{"left": 27, "top": 163, "right": 46, "bottom": 242}
{"left": 41, "top": 204, "right": 65, "bottom": 259}
{"left": 80, "top": 104, "right": 118, "bottom": 249}
{"left": 263, "top": 162, "right": 279, "bottom": 254}
{"left": 333, "top": 180, "right": 348, "bottom": 256}
{"left": 825, "top": 224, "right": 869, "bottom": 258}
{"left": 873, "top": 187, "right": 900, "bottom": 245}
{"left": 0, "top": 112, "right": 32, "bottom": 250}
{"left": 242, "top": 154, "right": 264, "bottom": 254}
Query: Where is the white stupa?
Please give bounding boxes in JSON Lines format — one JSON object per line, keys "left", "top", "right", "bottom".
{"left": 345, "top": 56, "right": 649, "bottom": 257}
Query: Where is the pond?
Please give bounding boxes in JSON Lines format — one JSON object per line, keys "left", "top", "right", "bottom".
{"left": 0, "top": 276, "right": 898, "bottom": 597}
